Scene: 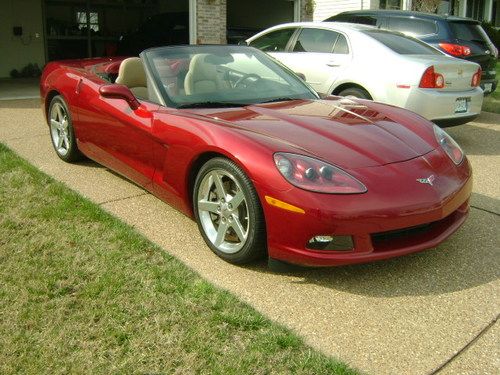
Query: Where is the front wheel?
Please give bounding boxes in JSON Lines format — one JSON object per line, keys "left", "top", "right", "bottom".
{"left": 193, "top": 157, "right": 266, "bottom": 264}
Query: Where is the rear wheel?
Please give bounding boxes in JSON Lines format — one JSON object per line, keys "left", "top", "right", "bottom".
{"left": 193, "top": 157, "right": 266, "bottom": 264}
{"left": 338, "top": 87, "right": 371, "bottom": 100}
{"left": 48, "top": 95, "right": 83, "bottom": 162}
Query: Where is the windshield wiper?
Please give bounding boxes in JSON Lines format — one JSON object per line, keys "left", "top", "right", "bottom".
{"left": 177, "top": 101, "right": 247, "bottom": 109}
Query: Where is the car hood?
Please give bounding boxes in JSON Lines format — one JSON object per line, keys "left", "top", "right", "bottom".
{"left": 184, "top": 98, "right": 436, "bottom": 169}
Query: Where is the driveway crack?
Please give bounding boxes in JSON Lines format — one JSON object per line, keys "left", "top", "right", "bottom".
{"left": 428, "top": 313, "right": 499, "bottom": 375}
{"left": 470, "top": 205, "right": 500, "bottom": 217}
{"left": 98, "top": 192, "right": 149, "bottom": 206}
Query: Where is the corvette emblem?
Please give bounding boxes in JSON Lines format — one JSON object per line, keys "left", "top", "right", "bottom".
{"left": 417, "top": 175, "right": 435, "bottom": 186}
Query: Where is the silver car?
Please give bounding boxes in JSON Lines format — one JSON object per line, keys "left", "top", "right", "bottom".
{"left": 246, "top": 22, "right": 484, "bottom": 126}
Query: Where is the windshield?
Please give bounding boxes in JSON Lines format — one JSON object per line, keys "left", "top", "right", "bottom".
{"left": 141, "top": 45, "right": 318, "bottom": 108}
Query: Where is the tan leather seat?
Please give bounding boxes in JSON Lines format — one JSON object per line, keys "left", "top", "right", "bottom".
{"left": 115, "top": 57, "right": 148, "bottom": 99}
{"left": 184, "top": 54, "right": 223, "bottom": 95}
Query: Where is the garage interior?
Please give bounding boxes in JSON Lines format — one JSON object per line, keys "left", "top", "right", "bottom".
{"left": 43, "top": 0, "right": 296, "bottom": 60}
{"left": 44, "top": 0, "right": 189, "bottom": 60}
{"left": 226, "top": 0, "right": 295, "bottom": 44}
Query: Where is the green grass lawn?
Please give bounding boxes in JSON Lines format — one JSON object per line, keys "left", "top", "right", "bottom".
{"left": 482, "top": 63, "right": 500, "bottom": 114}
{"left": 0, "top": 143, "right": 357, "bottom": 375}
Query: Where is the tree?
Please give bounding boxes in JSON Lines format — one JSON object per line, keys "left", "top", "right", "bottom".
{"left": 412, "top": 0, "right": 442, "bottom": 13}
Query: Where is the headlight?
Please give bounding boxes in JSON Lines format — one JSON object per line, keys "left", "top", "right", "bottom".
{"left": 273, "top": 153, "right": 367, "bottom": 194}
{"left": 433, "top": 125, "right": 464, "bottom": 165}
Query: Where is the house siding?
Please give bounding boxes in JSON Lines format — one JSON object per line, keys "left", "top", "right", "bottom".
{"left": 313, "top": 0, "right": 377, "bottom": 21}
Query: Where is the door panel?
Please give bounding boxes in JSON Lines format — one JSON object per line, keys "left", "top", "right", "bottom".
{"left": 76, "top": 79, "right": 159, "bottom": 188}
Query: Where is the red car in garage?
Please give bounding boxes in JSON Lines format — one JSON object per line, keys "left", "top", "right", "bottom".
{"left": 40, "top": 45, "right": 472, "bottom": 267}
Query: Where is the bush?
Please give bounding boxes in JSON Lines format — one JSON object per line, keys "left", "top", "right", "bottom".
{"left": 9, "top": 63, "right": 41, "bottom": 79}
{"left": 481, "top": 22, "right": 500, "bottom": 52}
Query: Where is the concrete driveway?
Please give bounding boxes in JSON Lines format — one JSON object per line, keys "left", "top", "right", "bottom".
{"left": 0, "top": 99, "right": 498, "bottom": 375}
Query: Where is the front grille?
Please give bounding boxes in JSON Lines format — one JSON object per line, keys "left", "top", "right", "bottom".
{"left": 369, "top": 201, "right": 468, "bottom": 253}
{"left": 372, "top": 223, "right": 431, "bottom": 242}
{"left": 371, "top": 220, "right": 438, "bottom": 253}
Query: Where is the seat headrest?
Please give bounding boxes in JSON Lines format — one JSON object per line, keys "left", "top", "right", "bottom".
{"left": 188, "top": 54, "right": 217, "bottom": 82}
{"left": 115, "top": 57, "right": 146, "bottom": 88}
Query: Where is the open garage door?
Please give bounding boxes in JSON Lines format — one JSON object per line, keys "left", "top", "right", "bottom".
{"left": 227, "top": 0, "right": 296, "bottom": 44}
{"left": 44, "top": 0, "right": 189, "bottom": 61}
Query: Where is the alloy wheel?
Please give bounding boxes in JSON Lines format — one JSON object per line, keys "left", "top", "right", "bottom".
{"left": 197, "top": 169, "right": 250, "bottom": 254}
{"left": 49, "top": 102, "right": 71, "bottom": 156}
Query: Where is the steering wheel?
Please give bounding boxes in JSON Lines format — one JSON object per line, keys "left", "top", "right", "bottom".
{"left": 234, "top": 73, "right": 261, "bottom": 88}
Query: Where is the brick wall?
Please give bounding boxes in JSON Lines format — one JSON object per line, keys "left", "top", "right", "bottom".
{"left": 196, "top": 0, "right": 312, "bottom": 44}
{"left": 196, "top": 0, "right": 227, "bottom": 44}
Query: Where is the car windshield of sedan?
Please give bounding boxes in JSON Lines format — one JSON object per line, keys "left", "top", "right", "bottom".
{"left": 141, "top": 45, "right": 318, "bottom": 108}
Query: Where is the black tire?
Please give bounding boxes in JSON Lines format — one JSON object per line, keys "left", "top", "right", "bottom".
{"left": 48, "top": 95, "right": 83, "bottom": 162}
{"left": 338, "top": 87, "right": 372, "bottom": 100}
{"left": 193, "top": 157, "right": 266, "bottom": 264}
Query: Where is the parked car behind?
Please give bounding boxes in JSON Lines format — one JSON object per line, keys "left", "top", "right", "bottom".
{"left": 246, "top": 22, "right": 483, "bottom": 126}
{"left": 324, "top": 10, "right": 498, "bottom": 95}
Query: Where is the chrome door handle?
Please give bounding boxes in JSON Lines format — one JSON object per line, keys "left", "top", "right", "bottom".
{"left": 326, "top": 61, "right": 340, "bottom": 67}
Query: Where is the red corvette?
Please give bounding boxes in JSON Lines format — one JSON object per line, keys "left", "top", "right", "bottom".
{"left": 40, "top": 45, "right": 472, "bottom": 267}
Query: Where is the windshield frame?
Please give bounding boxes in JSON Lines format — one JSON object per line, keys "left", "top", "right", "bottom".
{"left": 140, "top": 45, "right": 319, "bottom": 109}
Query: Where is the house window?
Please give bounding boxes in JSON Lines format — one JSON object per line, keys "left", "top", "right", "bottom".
{"left": 76, "top": 11, "right": 99, "bottom": 32}
{"left": 379, "top": 0, "right": 402, "bottom": 9}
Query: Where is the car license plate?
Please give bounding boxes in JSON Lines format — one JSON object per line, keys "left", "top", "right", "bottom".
{"left": 455, "top": 97, "right": 469, "bottom": 113}
{"left": 483, "top": 83, "right": 493, "bottom": 93}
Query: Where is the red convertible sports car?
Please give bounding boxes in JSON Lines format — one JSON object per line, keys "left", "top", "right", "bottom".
{"left": 40, "top": 45, "right": 472, "bottom": 267}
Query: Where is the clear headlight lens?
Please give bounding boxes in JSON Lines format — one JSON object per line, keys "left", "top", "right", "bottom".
{"left": 273, "top": 153, "right": 367, "bottom": 194}
{"left": 433, "top": 125, "right": 464, "bottom": 165}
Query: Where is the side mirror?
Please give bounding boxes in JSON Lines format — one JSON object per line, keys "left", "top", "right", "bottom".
{"left": 99, "top": 84, "right": 140, "bottom": 110}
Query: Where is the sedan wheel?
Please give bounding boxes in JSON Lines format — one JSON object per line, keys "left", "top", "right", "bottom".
{"left": 338, "top": 87, "right": 371, "bottom": 100}
{"left": 49, "top": 96, "right": 82, "bottom": 162}
{"left": 194, "top": 158, "right": 266, "bottom": 264}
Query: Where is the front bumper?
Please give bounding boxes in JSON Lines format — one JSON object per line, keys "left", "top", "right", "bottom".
{"left": 259, "top": 151, "right": 472, "bottom": 267}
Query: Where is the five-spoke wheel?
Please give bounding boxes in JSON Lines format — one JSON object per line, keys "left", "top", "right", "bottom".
{"left": 48, "top": 95, "right": 82, "bottom": 162}
{"left": 194, "top": 158, "right": 266, "bottom": 264}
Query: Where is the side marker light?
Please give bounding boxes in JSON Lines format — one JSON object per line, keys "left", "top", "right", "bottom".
{"left": 265, "top": 196, "right": 305, "bottom": 214}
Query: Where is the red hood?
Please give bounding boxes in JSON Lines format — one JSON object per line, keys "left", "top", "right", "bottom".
{"left": 184, "top": 98, "right": 436, "bottom": 169}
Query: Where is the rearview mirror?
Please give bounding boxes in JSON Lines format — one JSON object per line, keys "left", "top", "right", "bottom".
{"left": 99, "top": 84, "right": 140, "bottom": 110}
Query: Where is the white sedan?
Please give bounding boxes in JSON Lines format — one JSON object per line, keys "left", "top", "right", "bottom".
{"left": 246, "top": 22, "right": 483, "bottom": 126}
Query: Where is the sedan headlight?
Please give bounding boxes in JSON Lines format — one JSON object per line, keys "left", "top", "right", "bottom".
{"left": 273, "top": 153, "right": 367, "bottom": 194}
{"left": 433, "top": 125, "right": 464, "bottom": 165}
